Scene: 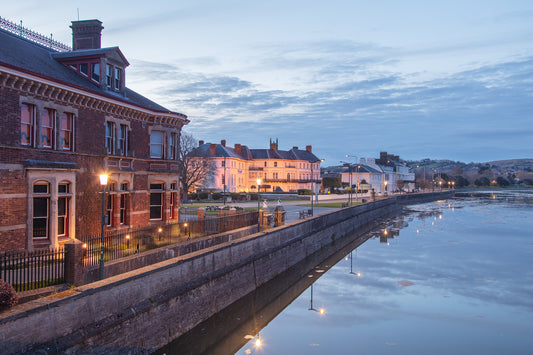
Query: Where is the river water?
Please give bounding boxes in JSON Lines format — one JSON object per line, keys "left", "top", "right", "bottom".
{"left": 161, "top": 190, "right": 533, "bottom": 355}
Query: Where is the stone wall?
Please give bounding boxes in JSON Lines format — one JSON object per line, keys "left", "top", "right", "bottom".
{"left": 0, "top": 192, "right": 452, "bottom": 354}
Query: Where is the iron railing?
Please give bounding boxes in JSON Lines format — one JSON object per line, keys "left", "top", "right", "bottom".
{"left": 0, "top": 248, "right": 65, "bottom": 292}
{"left": 79, "top": 211, "right": 259, "bottom": 267}
{"left": 0, "top": 16, "right": 71, "bottom": 52}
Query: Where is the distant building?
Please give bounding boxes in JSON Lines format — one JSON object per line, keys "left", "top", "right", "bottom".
{"left": 189, "top": 139, "right": 322, "bottom": 193}
{"left": 339, "top": 152, "right": 415, "bottom": 193}
{"left": 0, "top": 18, "right": 188, "bottom": 252}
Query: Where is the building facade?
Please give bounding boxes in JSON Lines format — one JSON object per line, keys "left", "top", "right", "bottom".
{"left": 0, "top": 19, "right": 188, "bottom": 252}
{"left": 190, "top": 139, "right": 322, "bottom": 193}
{"left": 340, "top": 153, "right": 416, "bottom": 193}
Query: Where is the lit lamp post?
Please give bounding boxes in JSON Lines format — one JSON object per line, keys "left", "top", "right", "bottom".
{"left": 257, "top": 178, "right": 261, "bottom": 232}
{"left": 308, "top": 284, "right": 325, "bottom": 315}
{"left": 99, "top": 173, "right": 108, "bottom": 280}
{"left": 310, "top": 158, "right": 325, "bottom": 216}
{"left": 384, "top": 180, "right": 388, "bottom": 194}
{"left": 341, "top": 161, "right": 353, "bottom": 205}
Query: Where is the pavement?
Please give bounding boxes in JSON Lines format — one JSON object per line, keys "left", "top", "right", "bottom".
{"left": 182, "top": 196, "right": 358, "bottom": 223}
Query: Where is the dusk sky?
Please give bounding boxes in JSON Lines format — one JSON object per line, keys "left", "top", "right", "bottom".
{"left": 3, "top": 1, "right": 532, "bottom": 164}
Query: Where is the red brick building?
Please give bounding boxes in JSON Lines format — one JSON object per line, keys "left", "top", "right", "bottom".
{"left": 0, "top": 19, "right": 188, "bottom": 252}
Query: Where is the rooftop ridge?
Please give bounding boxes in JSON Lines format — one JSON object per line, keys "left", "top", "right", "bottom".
{"left": 0, "top": 16, "right": 71, "bottom": 52}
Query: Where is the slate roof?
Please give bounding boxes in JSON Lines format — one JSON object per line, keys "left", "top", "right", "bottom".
{"left": 0, "top": 28, "right": 181, "bottom": 115}
{"left": 341, "top": 164, "right": 383, "bottom": 174}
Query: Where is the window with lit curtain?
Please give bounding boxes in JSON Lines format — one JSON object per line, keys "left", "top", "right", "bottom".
{"left": 150, "top": 131, "right": 164, "bottom": 159}
{"left": 60, "top": 112, "right": 74, "bottom": 151}
{"left": 20, "top": 103, "right": 34, "bottom": 146}
{"left": 41, "top": 108, "right": 55, "bottom": 149}
{"left": 57, "top": 183, "right": 70, "bottom": 238}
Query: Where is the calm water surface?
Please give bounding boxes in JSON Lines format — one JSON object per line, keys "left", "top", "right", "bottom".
{"left": 234, "top": 190, "right": 533, "bottom": 355}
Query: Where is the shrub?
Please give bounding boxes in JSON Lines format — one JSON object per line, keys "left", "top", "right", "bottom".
{"left": 198, "top": 192, "right": 209, "bottom": 200}
{"left": 0, "top": 279, "right": 18, "bottom": 310}
{"left": 212, "top": 192, "right": 222, "bottom": 200}
{"left": 297, "top": 189, "right": 312, "bottom": 195}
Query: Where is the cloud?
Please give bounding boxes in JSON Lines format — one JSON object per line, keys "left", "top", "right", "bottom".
{"left": 128, "top": 45, "right": 533, "bottom": 161}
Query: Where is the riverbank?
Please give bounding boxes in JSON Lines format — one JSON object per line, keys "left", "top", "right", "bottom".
{"left": 0, "top": 191, "right": 453, "bottom": 354}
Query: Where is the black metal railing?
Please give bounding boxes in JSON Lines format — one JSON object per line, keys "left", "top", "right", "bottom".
{"left": 79, "top": 211, "right": 259, "bottom": 267}
{"left": 0, "top": 248, "right": 65, "bottom": 292}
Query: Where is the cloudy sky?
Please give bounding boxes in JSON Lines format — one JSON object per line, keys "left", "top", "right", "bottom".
{"left": 3, "top": 1, "right": 532, "bottom": 164}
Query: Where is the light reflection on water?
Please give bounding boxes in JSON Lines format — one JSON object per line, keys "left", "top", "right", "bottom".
{"left": 234, "top": 190, "right": 533, "bottom": 355}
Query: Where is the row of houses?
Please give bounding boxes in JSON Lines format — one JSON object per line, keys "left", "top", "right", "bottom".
{"left": 188, "top": 143, "right": 415, "bottom": 195}
{"left": 336, "top": 152, "right": 416, "bottom": 194}
{"left": 0, "top": 18, "right": 187, "bottom": 252}
{"left": 189, "top": 138, "right": 322, "bottom": 194}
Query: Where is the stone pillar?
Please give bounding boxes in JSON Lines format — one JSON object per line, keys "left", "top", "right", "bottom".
{"left": 274, "top": 208, "right": 286, "bottom": 227}
{"left": 197, "top": 207, "right": 205, "bottom": 220}
{"left": 64, "top": 239, "right": 85, "bottom": 286}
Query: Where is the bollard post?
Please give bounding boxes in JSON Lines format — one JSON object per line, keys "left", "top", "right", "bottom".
{"left": 64, "top": 239, "right": 85, "bottom": 286}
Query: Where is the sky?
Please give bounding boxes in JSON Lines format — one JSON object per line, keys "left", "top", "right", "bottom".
{"left": 2, "top": 0, "right": 533, "bottom": 164}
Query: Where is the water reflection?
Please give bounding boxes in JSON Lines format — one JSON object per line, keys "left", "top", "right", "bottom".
{"left": 159, "top": 190, "right": 533, "bottom": 354}
{"left": 156, "top": 215, "right": 398, "bottom": 355}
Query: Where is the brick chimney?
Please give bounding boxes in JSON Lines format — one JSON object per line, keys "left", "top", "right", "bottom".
{"left": 234, "top": 144, "right": 242, "bottom": 155}
{"left": 198, "top": 140, "right": 204, "bottom": 146}
{"left": 270, "top": 138, "right": 278, "bottom": 151}
{"left": 306, "top": 145, "right": 312, "bottom": 152}
{"left": 70, "top": 20, "right": 104, "bottom": 50}
{"left": 221, "top": 139, "right": 226, "bottom": 147}
{"left": 292, "top": 146, "right": 298, "bottom": 150}
{"left": 209, "top": 144, "right": 217, "bottom": 156}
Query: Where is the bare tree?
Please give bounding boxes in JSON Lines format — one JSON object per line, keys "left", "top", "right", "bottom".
{"left": 179, "top": 133, "right": 214, "bottom": 200}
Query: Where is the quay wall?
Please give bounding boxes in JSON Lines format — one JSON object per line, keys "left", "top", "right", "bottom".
{"left": 0, "top": 192, "right": 453, "bottom": 354}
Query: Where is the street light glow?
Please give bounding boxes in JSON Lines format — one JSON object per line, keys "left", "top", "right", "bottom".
{"left": 99, "top": 174, "right": 108, "bottom": 186}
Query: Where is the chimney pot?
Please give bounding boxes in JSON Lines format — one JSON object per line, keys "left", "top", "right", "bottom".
{"left": 306, "top": 145, "right": 312, "bottom": 152}
{"left": 198, "top": 140, "right": 204, "bottom": 146}
{"left": 221, "top": 140, "right": 226, "bottom": 147}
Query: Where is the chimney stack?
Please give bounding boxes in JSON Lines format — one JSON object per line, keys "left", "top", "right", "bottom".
{"left": 70, "top": 20, "right": 104, "bottom": 50}
{"left": 306, "top": 145, "right": 312, "bottom": 153}
{"left": 292, "top": 146, "right": 298, "bottom": 150}
{"left": 234, "top": 144, "right": 242, "bottom": 155}
{"left": 221, "top": 139, "right": 226, "bottom": 147}
{"left": 270, "top": 138, "right": 278, "bottom": 151}
{"left": 198, "top": 140, "right": 204, "bottom": 146}
{"left": 209, "top": 144, "right": 217, "bottom": 156}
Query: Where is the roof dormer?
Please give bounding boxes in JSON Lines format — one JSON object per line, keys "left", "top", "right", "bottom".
{"left": 52, "top": 20, "right": 129, "bottom": 94}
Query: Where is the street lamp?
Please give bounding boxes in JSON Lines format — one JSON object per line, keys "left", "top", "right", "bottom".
{"left": 257, "top": 178, "right": 261, "bottom": 232}
{"left": 308, "top": 284, "right": 326, "bottom": 315}
{"left": 99, "top": 173, "right": 108, "bottom": 280}
{"left": 345, "top": 155, "right": 359, "bottom": 203}
{"left": 341, "top": 161, "right": 353, "bottom": 205}
{"left": 310, "top": 158, "right": 324, "bottom": 216}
